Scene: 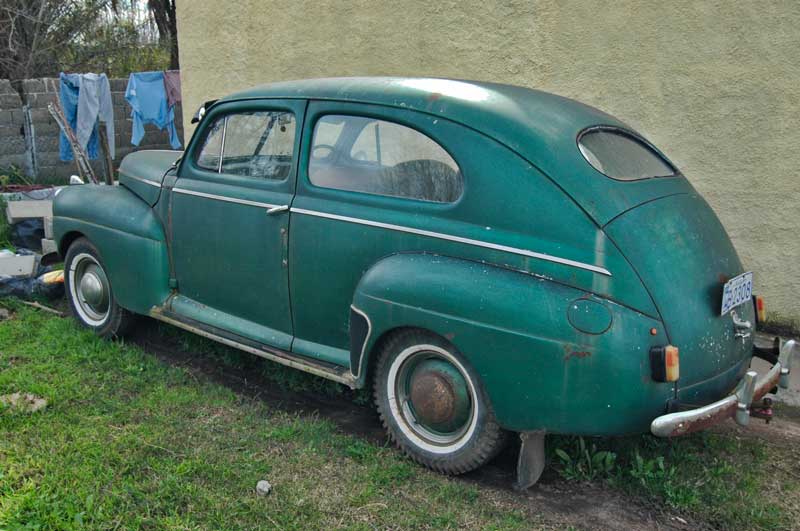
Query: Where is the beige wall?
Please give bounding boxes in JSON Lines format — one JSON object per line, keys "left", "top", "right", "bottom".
{"left": 176, "top": 0, "right": 800, "bottom": 326}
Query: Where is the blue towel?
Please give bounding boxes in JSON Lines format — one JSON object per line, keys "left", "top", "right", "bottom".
{"left": 125, "top": 71, "right": 181, "bottom": 150}
{"left": 59, "top": 73, "right": 99, "bottom": 161}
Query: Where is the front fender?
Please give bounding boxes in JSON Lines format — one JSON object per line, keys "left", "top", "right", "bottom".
{"left": 352, "top": 253, "right": 674, "bottom": 435}
{"left": 53, "top": 185, "right": 170, "bottom": 314}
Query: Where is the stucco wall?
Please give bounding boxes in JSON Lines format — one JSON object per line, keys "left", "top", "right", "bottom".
{"left": 176, "top": 0, "right": 799, "bottom": 326}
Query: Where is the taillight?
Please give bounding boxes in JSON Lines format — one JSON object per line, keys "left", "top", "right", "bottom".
{"left": 650, "top": 345, "right": 680, "bottom": 382}
{"left": 754, "top": 295, "right": 766, "bottom": 324}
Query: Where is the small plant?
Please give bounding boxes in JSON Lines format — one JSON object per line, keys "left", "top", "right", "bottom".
{"left": 554, "top": 437, "right": 616, "bottom": 481}
{"left": 0, "top": 196, "right": 12, "bottom": 249}
{"left": 0, "top": 165, "right": 32, "bottom": 188}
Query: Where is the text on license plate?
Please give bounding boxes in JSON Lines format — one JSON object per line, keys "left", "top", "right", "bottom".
{"left": 720, "top": 272, "right": 753, "bottom": 316}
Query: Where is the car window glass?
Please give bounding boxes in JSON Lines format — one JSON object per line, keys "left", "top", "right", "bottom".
{"left": 195, "top": 111, "right": 296, "bottom": 180}
{"left": 196, "top": 117, "right": 224, "bottom": 171}
{"left": 220, "top": 111, "right": 295, "bottom": 180}
{"left": 310, "top": 115, "right": 462, "bottom": 203}
{"left": 579, "top": 129, "right": 674, "bottom": 181}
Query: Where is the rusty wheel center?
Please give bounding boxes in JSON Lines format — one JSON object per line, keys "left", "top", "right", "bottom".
{"left": 409, "top": 371, "right": 457, "bottom": 427}
{"left": 397, "top": 354, "right": 473, "bottom": 442}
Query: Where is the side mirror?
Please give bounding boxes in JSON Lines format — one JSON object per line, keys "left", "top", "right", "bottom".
{"left": 191, "top": 99, "right": 218, "bottom": 124}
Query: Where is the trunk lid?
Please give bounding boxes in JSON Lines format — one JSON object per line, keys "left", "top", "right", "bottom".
{"left": 604, "top": 192, "right": 754, "bottom": 399}
{"left": 118, "top": 150, "right": 182, "bottom": 206}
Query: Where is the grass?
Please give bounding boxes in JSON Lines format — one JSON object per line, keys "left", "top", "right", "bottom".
{"left": 0, "top": 304, "right": 535, "bottom": 530}
{"left": 550, "top": 431, "right": 798, "bottom": 529}
{"left": 1, "top": 302, "right": 798, "bottom": 530}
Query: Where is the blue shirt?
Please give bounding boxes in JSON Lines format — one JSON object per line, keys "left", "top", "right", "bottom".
{"left": 125, "top": 71, "right": 182, "bottom": 150}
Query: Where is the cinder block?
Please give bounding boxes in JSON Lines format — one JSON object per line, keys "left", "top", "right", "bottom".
{"left": 5, "top": 200, "right": 53, "bottom": 223}
{"left": 0, "top": 137, "right": 25, "bottom": 156}
{"left": 0, "top": 94, "right": 22, "bottom": 109}
{"left": 0, "top": 254, "right": 36, "bottom": 277}
{"left": 38, "top": 165, "right": 76, "bottom": 180}
{"left": 34, "top": 134, "right": 59, "bottom": 152}
{"left": 0, "top": 154, "right": 26, "bottom": 169}
{"left": 20, "top": 79, "right": 44, "bottom": 94}
{"left": 33, "top": 120, "right": 59, "bottom": 134}
{"left": 0, "top": 80, "right": 16, "bottom": 95}
{"left": 0, "top": 111, "right": 15, "bottom": 126}
{"left": 43, "top": 78, "right": 60, "bottom": 93}
{"left": 41, "top": 238, "right": 57, "bottom": 255}
{"left": 109, "top": 78, "right": 128, "bottom": 92}
{"left": 27, "top": 92, "right": 57, "bottom": 108}
{"left": 35, "top": 152, "right": 64, "bottom": 167}
{"left": 29, "top": 107, "right": 52, "bottom": 123}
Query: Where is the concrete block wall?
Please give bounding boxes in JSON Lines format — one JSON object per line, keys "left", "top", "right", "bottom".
{"left": 0, "top": 76, "right": 185, "bottom": 181}
{"left": 0, "top": 80, "right": 26, "bottom": 172}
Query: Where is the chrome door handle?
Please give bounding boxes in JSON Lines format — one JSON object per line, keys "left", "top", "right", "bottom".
{"left": 266, "top": 205, "right": 289, "bottom": 215}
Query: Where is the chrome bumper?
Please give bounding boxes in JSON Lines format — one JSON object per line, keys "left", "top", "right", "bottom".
{"left": 651, "top": 339, "right": 797, "bottom": 437}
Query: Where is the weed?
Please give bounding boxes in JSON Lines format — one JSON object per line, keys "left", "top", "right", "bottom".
{"left": 0, "top": 165, "right": 31, "bottom": 188}
{"left": 553, "top": 436, "right": 616, "bottom": 481}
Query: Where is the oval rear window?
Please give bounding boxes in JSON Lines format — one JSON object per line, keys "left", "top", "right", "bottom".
{"left": 578, "top": 129, "right": 675, "bottom": 181}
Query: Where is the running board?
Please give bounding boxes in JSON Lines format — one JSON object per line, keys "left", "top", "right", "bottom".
{"left": 149, "top": 307, "right": 357, "bottom": 388}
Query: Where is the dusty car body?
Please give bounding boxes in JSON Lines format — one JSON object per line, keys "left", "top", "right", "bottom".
{"left": 53, "top": 77, "right": 795, "bottom": 487}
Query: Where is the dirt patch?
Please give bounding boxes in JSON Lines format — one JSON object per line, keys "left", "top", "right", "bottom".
{"left": 0, "top": 392, "right": 47, "bottom": 413}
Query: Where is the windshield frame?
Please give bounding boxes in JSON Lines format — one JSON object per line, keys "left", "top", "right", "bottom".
{"left": 576, "top": 125, "right": 679, "bottom": 182}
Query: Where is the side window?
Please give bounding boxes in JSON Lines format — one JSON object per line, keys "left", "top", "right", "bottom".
{"left": 194, "top": 111, "right": 296, "bottom": 180}
{"left": 309, "top": 115, "right": 462, "bottom": 203}
{"left": 196, "top": 118, "right": 224, "bottom": 171}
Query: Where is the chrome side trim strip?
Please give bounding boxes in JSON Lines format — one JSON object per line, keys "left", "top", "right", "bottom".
{"left": 123, "top": 173, "right": 162, "bottom": 188}
{"left": 291, "top": 208, "right": 612, "bottom": 276}
{"left": 172, "top": 187, "right": 280, "bottom": 209}
{"left": 150, "top": 308, "right": 356, "bottom": 387}
{"left": 350, "top": 304, "right": 372, "bottom": 380}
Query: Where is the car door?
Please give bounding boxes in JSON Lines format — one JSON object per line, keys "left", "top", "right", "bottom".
{"left": 289, "top": 101, "right": 466, "bottom": 366}
{"left": 170, "top": 99, "right": 305, "bottom": 350}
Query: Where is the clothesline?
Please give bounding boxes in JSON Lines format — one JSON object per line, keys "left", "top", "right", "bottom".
{"left": 58, "top": 70, "right": 183, "bottom": 163}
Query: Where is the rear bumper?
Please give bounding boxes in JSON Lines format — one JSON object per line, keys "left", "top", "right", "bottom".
{"left": 651, "top": 339, "right": 797, "bottom": 437}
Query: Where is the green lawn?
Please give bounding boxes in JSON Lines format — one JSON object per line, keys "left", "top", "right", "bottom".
{"left": 1, "top": 303, "right": 798, "bottom": 530}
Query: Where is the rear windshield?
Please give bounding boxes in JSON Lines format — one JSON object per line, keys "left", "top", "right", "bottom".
{"left": 578, "top": 129, "right": 675, "bottom": 181}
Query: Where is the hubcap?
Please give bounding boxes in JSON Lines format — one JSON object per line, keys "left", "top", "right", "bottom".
{"left": 69, "top": 254, "right": 110, "bottom": 325}
{"left": 394, "top": 349, "right": 474, "bottom": 447}
{"left": 79, "top": 269, "right": 105, "bottom": 307}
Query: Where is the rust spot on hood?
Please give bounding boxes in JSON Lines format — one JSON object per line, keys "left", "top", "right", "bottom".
{"left": 563, "top": 346, "right": 592, "bottom": 361}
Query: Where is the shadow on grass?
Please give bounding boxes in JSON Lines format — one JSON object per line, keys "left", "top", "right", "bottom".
{"left": 125, "top": 316, "right": 796, "bottom": 530}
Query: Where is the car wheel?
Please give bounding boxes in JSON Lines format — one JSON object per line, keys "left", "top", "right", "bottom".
{"left": 65, "top": 237, "right": 135, "bottom": 338}
{"left": 374, "top": 329, "right": 507, "bottom": 474}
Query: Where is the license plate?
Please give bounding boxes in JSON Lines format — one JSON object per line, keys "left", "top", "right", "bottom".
{"left": 720, "top": 272, "right": 753, "bottom": 315}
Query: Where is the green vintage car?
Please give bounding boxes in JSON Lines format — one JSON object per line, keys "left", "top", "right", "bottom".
{"left": 54, "top": 77, "right": 795, "bottom": 487}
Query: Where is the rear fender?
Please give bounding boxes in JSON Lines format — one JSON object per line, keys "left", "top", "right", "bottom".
{"left": 53, "top": 185, "right": 171, "bottom": 314}
{"left": 351, "top": 253, "right": 673, "bottom": 434}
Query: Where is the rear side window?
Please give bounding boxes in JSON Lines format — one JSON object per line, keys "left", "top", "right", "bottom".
{"left": 195, "top": 111, "right": 295, "bottom": 180}
{"left": 578, "top": 129, "right": 675, "bottom": 181}
{"left": 308, "top": 115, "right": 462, "bottom": 203}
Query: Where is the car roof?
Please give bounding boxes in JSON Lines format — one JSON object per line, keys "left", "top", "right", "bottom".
{"left": 220, "top": 77, "right": 627, "bottom": 172}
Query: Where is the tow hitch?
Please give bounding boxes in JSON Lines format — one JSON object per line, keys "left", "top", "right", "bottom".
{"left": 750, "top": 397, "right": 774, "bottom": 423}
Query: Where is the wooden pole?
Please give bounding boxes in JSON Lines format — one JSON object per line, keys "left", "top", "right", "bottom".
{"left": 47, "top": 102, "right": 98, "bottom": 184}
{"left": 98, "top": 123, "right": 114, "bottom": 185}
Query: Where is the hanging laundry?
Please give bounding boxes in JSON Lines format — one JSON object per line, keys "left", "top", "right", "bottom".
{"left": 59, "top": 73, "right": 99, "bottom": 161}
{"left": 163, "top": 70, "right": 182, "bottom": 109}
{"left": 76, "top": 73, "right": 115, "bottom": 159}
{"left": 125, "top": 71, "right": 182, "bottom": 149}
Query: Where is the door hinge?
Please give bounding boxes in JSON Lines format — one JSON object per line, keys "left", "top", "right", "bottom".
{"left": 169, "top": 277, "right": 178, "bottom": 289}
